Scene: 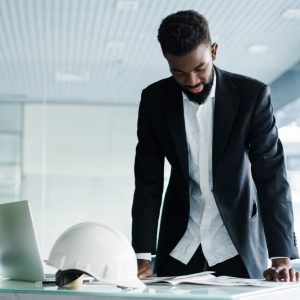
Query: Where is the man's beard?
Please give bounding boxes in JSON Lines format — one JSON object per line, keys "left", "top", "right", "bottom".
{"left": 182, "top": 71, "right": 214, "bottom": 105}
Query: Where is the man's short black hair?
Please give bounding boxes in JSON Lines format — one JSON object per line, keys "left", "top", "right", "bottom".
{"left": 157, "top": 10, "right": 211, "bottom": 56}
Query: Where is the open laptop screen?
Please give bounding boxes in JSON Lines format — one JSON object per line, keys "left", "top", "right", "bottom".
{"left": 0, "top": 200, "right": 45, "bottom": 281}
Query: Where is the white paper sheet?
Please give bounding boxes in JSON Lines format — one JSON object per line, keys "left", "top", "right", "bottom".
{"left": 142, "top": 272, "right": 298, "bottom": 288}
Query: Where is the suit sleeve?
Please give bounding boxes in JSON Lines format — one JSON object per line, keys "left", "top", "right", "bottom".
{"left": 249, "top": 85, "right": 298, "bottom": 259}
{"left": 131, "top": 89, "right": 165, "bottom": 254}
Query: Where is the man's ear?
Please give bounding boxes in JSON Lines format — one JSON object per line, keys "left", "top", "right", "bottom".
{"left": 211, "top": 43, "right": 218, "bottom": 61}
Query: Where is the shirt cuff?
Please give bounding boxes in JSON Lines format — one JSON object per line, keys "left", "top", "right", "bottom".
{"left": 270, "top": 257, "right": 289, "bottom": 260}
{"left": 136, "top": 253, "right": 152, "bottom": 261}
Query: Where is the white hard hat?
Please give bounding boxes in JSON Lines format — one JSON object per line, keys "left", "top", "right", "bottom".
{"left": 46, "top": 222, "right": 145, "bottom": 289}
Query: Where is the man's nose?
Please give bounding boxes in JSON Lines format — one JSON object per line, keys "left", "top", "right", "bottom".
{"left": 185, "top": 72, "right": 199, "bottom": 87}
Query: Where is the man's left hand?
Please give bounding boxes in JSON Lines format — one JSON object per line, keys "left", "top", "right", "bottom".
{"left": 263, "top": 258, "right": 300, "bottom": 282}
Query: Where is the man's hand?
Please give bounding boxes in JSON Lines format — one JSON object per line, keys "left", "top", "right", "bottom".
{"left": 263, "top": 258, "right": 300, "bottom": 282}
{"left": 137, "top": 259, "right": 153, "bottom": 279}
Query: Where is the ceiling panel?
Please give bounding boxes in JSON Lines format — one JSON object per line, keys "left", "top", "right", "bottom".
{"left": 0, "top": 0, "right": 300, "bottom": 105}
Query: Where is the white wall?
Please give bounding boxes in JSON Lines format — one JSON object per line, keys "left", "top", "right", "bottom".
{"left": 22, "top": 104, "right": 139, "bottom": 263}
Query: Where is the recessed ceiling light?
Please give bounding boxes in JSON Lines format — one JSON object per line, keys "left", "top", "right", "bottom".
{"left": 55, "top": 71, "right": 90, "bottom": 82}
{"left": 248, "top": 44, "right": 268, "bottom": 54}
{"left": 282, "top": 8, "right": 300, "bottom": 19}
{"left": 116, "top": 0, "right": 139, "bottom": 11}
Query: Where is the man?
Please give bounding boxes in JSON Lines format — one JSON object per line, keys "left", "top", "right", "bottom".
{"left": 131, "top": 10, "right": 299, "bottom": 281}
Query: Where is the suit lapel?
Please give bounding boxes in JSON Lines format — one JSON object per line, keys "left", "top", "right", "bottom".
{"left": 213, "top": 67, "right": 240, "bottom": 182}
{"left": 164, "top": 78, "right": 189, "bottom": 187}
{"left": 162, "top": 69, "right": 240, "bottom": 190}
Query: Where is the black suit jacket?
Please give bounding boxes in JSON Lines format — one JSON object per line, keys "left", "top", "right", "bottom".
{"left": 132, "top": 66, "right": 298, "bottom": 278}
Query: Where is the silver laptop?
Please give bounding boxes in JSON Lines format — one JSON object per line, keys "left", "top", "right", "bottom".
{"left": 0, "top": 200, "right": 48, "bottom": 282}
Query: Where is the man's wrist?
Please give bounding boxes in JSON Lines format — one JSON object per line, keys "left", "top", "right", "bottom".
{"left": 271, "top": 257, "right": 291, "bottom": 268}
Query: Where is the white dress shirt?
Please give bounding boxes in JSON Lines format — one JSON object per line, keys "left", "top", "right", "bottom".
{"left": 169, "top": 72, "right": 238, "bottom": 266}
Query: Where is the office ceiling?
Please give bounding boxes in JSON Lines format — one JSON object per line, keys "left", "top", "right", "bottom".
{"left": 0, "top": 0, "right": 300, "bottom": 105}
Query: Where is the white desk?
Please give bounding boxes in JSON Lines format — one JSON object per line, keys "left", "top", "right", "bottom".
{"left": 0, "top": 279, "right": 300, "bottom": 300}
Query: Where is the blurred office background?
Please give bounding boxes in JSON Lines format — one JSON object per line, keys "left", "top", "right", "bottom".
{"left": 0, "top": 0, "right": 300, "bottom": 269}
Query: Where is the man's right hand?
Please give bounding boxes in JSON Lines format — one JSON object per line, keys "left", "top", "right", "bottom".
{"left": 137, "top": 259, "right": 153, "bottom": 279}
